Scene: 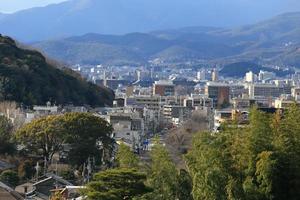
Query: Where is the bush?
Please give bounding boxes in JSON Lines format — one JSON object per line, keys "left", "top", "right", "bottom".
{"left": 0, "top": 170, "right": 19, "bottom": 187}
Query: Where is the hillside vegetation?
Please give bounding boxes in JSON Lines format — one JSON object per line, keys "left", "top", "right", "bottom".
{"left": 0, "top": 35, "right": 114, "bottom": 106}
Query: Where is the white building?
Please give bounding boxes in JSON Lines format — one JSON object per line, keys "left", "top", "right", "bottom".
{"left": 258, "top": 70, "right": 276, "bottom": 81}
{"left": 197, "top": 70, "right": 206, "bottom": 81}
{"left": 248, "top": 84, "right": 291, "bottom": 98}
{"left": 103, "top": 108, "right": 145, "bottom": 150}
{"left": 245, "top": 71, "right": 256, "bottom": 83}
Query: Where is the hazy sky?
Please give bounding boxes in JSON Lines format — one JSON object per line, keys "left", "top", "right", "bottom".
{"left": 0, "top": 0, "right": 300, "bottom": 14}
{"left": 0, "top": 0, "right": 68, "bottom": 13}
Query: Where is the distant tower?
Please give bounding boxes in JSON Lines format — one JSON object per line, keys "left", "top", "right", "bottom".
{"left": 211, "top": 69, "right": 218, "bottom": 82}
{"left": 103, "top": 70, "right": 107, "bottom": 86}
{"left": 136, "top": 70, "right": 141, "bottom": 81}
{"left": 150, "top": 68, "right": 154, "bottom": 79}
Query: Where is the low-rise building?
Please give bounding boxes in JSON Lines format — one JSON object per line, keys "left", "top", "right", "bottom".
{"left": 248, "top": 84, "right": 291, "bottom": 98}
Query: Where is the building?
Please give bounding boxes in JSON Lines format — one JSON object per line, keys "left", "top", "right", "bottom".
{"left": 248, "top": 84, "right": 291, "bottom": 98}
{"left": 245, "top": 71, "right": 256, "bottom": 83}
{"left": 15, "top": 173, "right": 73, "bottom": 200}
{"left": 292, "top": 87, "right": 300, "bottom": 100}
{"left": 162, "top": 105, "right": 192, "bottom": 126}
{"left": 153, "top": 80, "right": 175, "bottom": 96}
{"left": 205, "top": 82, "right": 230, "bottom": 107}
{"left": 104, "top": 109, "right": 145, "bottom": 150}
{"left": 197, "top": 70, "right": 206, "bottom": 81}
{"left": 214, "top": 108, "right": 249, "bottom": 132}
{"left": 211, "top": 69, "right": 219, "bottom": 81}
{"left": 50, "top": 186, "right": 85, "bottom": 200}
{"left": 258, "top": 70, "right": 276, "bottom": 81}
{"left": 274, "top": 96, "right": 300, "bottom": 109}
{"left": 183, "top": 95, "right": 213, "bottom": 109}
{"left": 33, "top": 102, "right": 58, "bottom": 115}
{"left": 274, "top": 99, "right": 299, "bottom": 109}
{"left": 230, "top": 84, "right": 247, "bottom": 98}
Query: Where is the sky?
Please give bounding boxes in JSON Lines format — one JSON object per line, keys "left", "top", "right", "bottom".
{"left": 0, "top": 0, "right": 68, "bottom": 13}
{"left": 0, "top": 0, "right": 299, "bottom": 15}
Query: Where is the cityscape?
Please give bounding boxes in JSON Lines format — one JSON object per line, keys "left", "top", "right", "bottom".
{"left": 0, "top": 0, "right": 300, "bottom": 200}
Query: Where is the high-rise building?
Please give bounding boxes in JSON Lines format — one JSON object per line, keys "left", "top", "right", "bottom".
{"left": 135, "top": 70, "right": 141, "bottom": 81}
{"left": 211, "top": 69, "right": 219, "bottom": 82}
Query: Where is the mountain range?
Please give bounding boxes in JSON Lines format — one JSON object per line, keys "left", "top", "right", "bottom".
{"left": 30, "top": 12, "right": 300, "bottom": 67}
{"left": 1, "top": 0, "right": 300, "bottom": 42}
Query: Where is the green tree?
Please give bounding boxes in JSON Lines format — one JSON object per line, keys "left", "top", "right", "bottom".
{"left": 60, "top": 169, "right": 76, "bottom": 183}
{"left": 244, "top": 108, "right": 273, "bottom": 172}
{"left": 16, "top": 113, "right": 114, "bottom": 169}
{"left": 272, "top": 104, "right": 300, "bottom": 199}
{"left": 255, "top": 151, "right": 283, "bottom": 200}
{"left": 62, "top": 112, "right": 114, "bottom": 167}
{"left": 185, "top": 106, "right": 300, "bottom": 200}
{"left": 83, "top": 168, "right": 151, "bottom": 200}
{"left": 185, "top": 132, "right": 232, "bottom": 200}
{"left": 177, "top": 169, "right": 193, "bottom": 200}
{"left": 146, "top": 141, "right": 178, "bottom": 200}
{"left": 116, "top": 143, "right": 139, "bottom": 169}
{"left": 0, "top": 170, "right": 19, "bottom": 187}
{"left": 16, "top": 115, "right": 67, "bottom": 164}
{"left": 0, "top": 115, "right": 15, "bottom": 154}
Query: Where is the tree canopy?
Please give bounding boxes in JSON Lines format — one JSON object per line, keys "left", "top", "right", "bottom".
{"left": 185, "top": 105, "right": 300, "bottom": 200}
{"left": 116, "top": 143, "right": 139, "bottom": 169}
{"left": 16, "top": 113, "right": 113, "bottom": 168}
{"left": 83, "top": 168, "right": 151, "bottom": 200}
{"left": 0, "top": 115, "right": 15, "bottom": 154}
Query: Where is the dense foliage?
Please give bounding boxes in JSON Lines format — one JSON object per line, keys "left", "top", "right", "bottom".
{"left": 0, "top": 115, "right": 15, "bottom": 154}
{"left": 0, "top": 35, "right": 114, "bottom": 106}
{"left": 83, "top": 168, "right": 151, "bottom": 200}
{"left": 0, "top": 170, "right": 19, "bottom": 187}
{"left": 3, "top": 103, "right": 300, "bottom": 200}
{"left": 116, "top": 143, "right": 139, "bottom": 169}
{"left": 16, "top": 112, "right": 114, "bottom": 168}
{"left": 186, "top": 106, "right": 300, "bottom": 200}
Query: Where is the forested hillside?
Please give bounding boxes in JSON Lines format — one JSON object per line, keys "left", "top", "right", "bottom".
{"left": 0, "top": 35, "right": 114, "bottom": 106}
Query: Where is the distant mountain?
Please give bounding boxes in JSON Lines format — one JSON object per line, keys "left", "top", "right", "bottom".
{"left": 0, "top": 34, "right": 114, "bottom": 106}
{"left": 1, "top": 0, "right": 300, "bottom": 42}
{"left": 219, "top": 62, "right": 293, "bottom": 78}
{"left": 32, "top": 12, "right": 300, "bottom": 67}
